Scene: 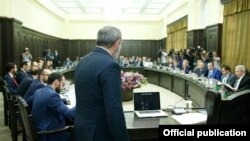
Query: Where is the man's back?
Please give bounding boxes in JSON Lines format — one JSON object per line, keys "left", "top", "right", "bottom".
{"left": 24, "top": 79, "right": 44, "bottom": 101}
{"left": 32, "top": 85, "right": 74, "bottom": 141}
{"left": 74, "top": 47, "right": 128, "bottom": 141}
{"left": 16, "top": 76, "right": 34, "bottom": 97}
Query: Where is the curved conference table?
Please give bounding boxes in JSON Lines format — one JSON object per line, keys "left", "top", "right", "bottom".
{"left": 61, "top": 67, "right": 213, "bottom": 141}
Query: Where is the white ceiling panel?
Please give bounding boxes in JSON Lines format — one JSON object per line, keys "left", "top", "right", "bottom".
{"left": 36, "top": 0, "right": 174, "bottom": 21}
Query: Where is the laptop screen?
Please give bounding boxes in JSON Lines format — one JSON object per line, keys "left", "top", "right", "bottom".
{"left": 134, "top": 92, "right": 160, "bottom": 111}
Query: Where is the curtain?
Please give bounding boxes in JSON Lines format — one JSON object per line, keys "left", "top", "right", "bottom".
{"left": 222, "top": 0, "right": 250, "bottom": 71}
{"left": 166, "top": 16, "right": 187, "bottom": 51}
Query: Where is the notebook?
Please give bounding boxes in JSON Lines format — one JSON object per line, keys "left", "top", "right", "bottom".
{"left": 134, "top": 92, "right": 168, "bottom": 118}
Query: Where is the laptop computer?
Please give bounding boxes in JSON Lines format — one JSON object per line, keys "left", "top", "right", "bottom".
{"left": 134, "top": 92, "right": 168, "bottom": 118}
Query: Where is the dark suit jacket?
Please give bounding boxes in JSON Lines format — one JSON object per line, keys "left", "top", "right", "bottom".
{"left": 3, "top": 74, "right": 18, "bottom": 94}
{"left": 24, "top": 79, "right": 45, "bottom": 101}
{"left": 16, "top": 76, "right": 34, "bottom": 97}
{"left": 221, "top": 73, "right": 237, "bottom": 87}
{"left": 32, "top": 85, "right": 75, "bottom": 141}
{"left": 74, "top": 47, "right": 129, "bottom": 141}
{"left": 238, "top": 75, "right": 250, "bottom": 90}
{"left": 17, "top": 69, "right": 28, "bottom": 83}
{"left": 208, "top": 68, "right": 222, "bottom": 81}
{"left": 193, "top": 68, "right": 208, "bottom": 77}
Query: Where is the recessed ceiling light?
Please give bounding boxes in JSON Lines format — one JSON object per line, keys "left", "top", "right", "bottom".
{"left": 84, "top": 8, "right": 102, "bottom": 13}
{"left": 144, "top": 9, "right": 161, "bottom": 14}
{"left": 147, "top": 3, "right": 166, "bottom": 9}
{"left": 124, "top": 9, "right": 141, "bottom": 14}
{"left": 56, "top": 2, "right": 78, "bottom": 8}
{"left": 151, "top": 0, "right": 170, "bottom": 3}
{"left": 63, "top": 7, "right": 83, "bottom": 13}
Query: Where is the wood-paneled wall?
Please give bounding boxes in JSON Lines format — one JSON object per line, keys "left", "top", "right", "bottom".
{"left": 187, "top": 29, "right": 204, "bottom": 49}
{"left": 206, "top": 24, "right": 222, "bottom": 56}
{"left": 187, "top": 24, "right": 222, "bottom": 57}
{"left": 0, "top": 17, "right": 159, "bottom": 75}
{"left": 0, "top": 23, "right": 2, "bottom": 76}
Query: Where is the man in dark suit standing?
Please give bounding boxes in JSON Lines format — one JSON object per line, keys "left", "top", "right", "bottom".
{"left": 74, "top": 26, "right": 129, "bottom": 141}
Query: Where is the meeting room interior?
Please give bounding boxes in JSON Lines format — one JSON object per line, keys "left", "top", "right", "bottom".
{"left": 1, "top": 0, "right": 250, "bottom": 141}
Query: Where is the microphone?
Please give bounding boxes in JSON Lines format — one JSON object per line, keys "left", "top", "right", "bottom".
{"left": 171, "top": 99, "right": 187, "bottom": 114}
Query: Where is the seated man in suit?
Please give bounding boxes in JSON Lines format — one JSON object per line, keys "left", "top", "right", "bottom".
{"left": 31, "top": 72, "right": 75, "bottom": 141}
{"left": 207, "top": 62, "right": 222, "bottom": 81}
{"left": 3, "top": 63, "right": 19, "bottom": 94}
{"left": 227, "top": 65, "right": 250, "bottom": 92}
{"left": 181, "top": 59, "right": 191, "bottom": 74}
{"left": 17, "top": 61, "right": 31, "bottom": 83}
{"left": 16, "top": 62, "right": 40, "bottom": 97}
{"left": 221, "top": 65, "right": 237, "bottom": 87}
{"left": 193, "top": 61, "right": 208, "bottom": 77}
{"left": 24, "top": 68, "right": 51, "bottom": 101}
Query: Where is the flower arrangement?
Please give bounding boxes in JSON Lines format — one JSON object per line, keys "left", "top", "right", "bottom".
{"left": 121, "top": 71, "right": 147, "bottom": 90}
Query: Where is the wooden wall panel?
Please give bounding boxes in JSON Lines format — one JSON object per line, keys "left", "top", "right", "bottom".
{"left": 1, "top": 17, "right": 160, "bottom": 74}
{"left": 0, "top": 23, "right": 2, "bottom": 76}
{"left": 187, "top": 29, "right": 205, "bottom": 49}
{"left": 206, "top": 24, "right": 222, "bottom": 56}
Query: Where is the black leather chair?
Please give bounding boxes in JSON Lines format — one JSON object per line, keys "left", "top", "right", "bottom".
{"left": 16, "top": 95, "right": 74, "bottom": 141}
{"left": 1, "top": 84, "right": 24, "bottom": 141}
{"left": 205, "top": 90, "right": 221, "bottom": 124}
{"left": 205, "top": 89, "right": 250, "bottom": 124}
{"left": 0, "top": 79, "right": 9, "bottom": 126}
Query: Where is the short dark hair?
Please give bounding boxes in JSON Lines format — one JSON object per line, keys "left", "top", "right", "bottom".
{"left": 222, "top": 65, "right": 231, "bottom": 71}
{"left": 6, "top": 63, "right": 16, "bottom": 72}
{"left": 21, "top": 61, "right": 29, "bottom": 67}
{"left": 47, "top": 72, "right": 64, "bottom": 85}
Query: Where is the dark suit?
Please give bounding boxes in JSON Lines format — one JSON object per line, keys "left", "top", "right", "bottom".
{"left": 17, "top": 69, "right": 28, "bottom": 83}
{"left": 208, "top": 68, "right": 222, "bottom": 81}
{"left": 3, "top": 74, "right": 18, "bottom": 94}
{"left": 74, "top": 47, "right": 129, "bottom": 141}
{"left": 221, "top": 73, "right": 237, "bottom": 87}
{"left": 53, "top": 53, "right": 60, "bottom": 68}
{"left": 16, "top": 76, "right": 34, "bottom": 97}
{"left": 193, "top": 68, "right": 208, "bottom": 77}
{"left": 24, "top": 79, "right": 45, "bottom": 101}
{"left": 32, "top": 85, "right": 75, "bottom": 141}
{"left": 237, "top": 75, "right": 250, "bottom": 90}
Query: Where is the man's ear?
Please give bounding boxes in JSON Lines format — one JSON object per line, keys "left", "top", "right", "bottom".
{"left": 114, "top": 39, "right": 121, "bottom": 48}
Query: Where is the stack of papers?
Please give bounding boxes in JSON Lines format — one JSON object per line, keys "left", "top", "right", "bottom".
{"left": 172, "top": 112, "right": 207, "bottom": 124}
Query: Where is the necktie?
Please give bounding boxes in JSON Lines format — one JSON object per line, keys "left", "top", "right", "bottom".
{"left": 12, "top": 78, "right": 19, "bottom": 87}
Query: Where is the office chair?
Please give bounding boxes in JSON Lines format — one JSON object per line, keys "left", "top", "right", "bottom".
{"left": 205, "top": 89, "right": 250, "bottom": 124}
{"left": 16, "top": 95, "right": 74, "bottom": 141}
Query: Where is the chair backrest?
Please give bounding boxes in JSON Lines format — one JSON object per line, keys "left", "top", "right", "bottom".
{"left": 205, "top": 89, "right": 250, "bottom": 124}
{"left": 217, "top": 89, "right": 250, "bottom": 124}
{"left": 0, "top": 79, "right": 8, "bottom": 86}
{"left": 16, "top": 95, "right": 38, "bottom": 141}
{"left": 205, "top": 90, "right": 221, "bottom": 124}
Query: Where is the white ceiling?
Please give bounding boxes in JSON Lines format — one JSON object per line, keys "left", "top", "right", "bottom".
{"left": 35, "top": 0, "right": 173, "bottom": 21}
